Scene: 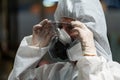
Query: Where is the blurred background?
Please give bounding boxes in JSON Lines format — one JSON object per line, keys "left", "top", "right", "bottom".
{"left": 0, "top": 0, "right": 120, "bottom": 79}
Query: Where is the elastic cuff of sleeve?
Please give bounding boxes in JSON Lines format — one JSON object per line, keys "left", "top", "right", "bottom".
{"left": 83, "top": 47, "right": 97, "bottom": 56}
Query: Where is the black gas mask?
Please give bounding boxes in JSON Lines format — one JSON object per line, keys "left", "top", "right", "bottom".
{"left": 48, "top": 22, "right": 74, "bottom": 61}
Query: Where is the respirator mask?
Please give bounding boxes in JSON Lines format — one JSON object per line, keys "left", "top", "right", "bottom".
{"left": 48, "top": 21, "right": 76, "bottom": 61}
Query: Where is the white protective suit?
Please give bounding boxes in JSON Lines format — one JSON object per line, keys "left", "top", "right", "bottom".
{"left": 8, "top": 0, "right": 120, "bottom": 80}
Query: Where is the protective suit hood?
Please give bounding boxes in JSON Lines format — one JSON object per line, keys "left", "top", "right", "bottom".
{"left": 54, "top": 0, "right": 112, "bottom": 61}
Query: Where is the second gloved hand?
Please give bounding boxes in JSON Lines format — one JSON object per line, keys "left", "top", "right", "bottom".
{"left": 32, "top": 19, "right": 55, "bottom": 47}
{"left": 70, "top": 21, "right": 97, "bottom": 56}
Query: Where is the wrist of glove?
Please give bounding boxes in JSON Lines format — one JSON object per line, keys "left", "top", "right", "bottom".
{"left": 82, "top": 38, "right": 96, "bottom": 56}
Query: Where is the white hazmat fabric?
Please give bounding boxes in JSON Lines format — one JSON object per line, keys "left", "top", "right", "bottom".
{"left": 8, "top": 0, "right": 120, "bottom": 80}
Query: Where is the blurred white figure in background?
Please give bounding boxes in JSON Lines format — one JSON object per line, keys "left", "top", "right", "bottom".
{"left": 8, "top": 0, "right": 120, "bottom": 80}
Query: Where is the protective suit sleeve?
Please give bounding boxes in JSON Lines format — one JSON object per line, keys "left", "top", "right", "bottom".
{"left": 8, "top": 35, "right": 49, "bottom": 80}
{"left": 76, "top": 56, "right": 120, "bottom": 80}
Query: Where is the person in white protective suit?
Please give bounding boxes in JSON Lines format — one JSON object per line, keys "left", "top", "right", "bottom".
{"left": 8, "top": 0, "right": 120, "bottom": 80}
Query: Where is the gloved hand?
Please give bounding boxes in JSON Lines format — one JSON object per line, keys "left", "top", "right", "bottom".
{"left": 31, "top": 19, "right": 55, "bottom": 47}
{"left": 70, "top": 21, "right": 97, "bottom": 56}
